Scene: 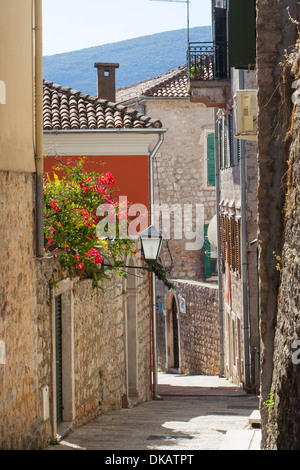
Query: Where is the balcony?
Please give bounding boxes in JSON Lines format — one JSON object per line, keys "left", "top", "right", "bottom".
{"left": 187, "top": 42, "right": 231, "bottom": 108}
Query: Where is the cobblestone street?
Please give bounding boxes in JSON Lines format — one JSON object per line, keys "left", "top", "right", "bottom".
{"left": 47, "top": 372, "right": 260, "bottom": 452}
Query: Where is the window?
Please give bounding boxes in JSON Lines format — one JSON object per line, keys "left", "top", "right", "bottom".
{"left": 219, "top": 120, "right": 223, "bottom": 169}
{"left": 237, "top": 138, "right": 241, "bottom": 164}
{"left": 223, "top": 117, "right": 228, "bottom": 167}
{"left": 203, "top": 224, "right": 218, "bottom": 279}
{"left": 219, "top": 212, "right": 241, "bottom": 276}
{"left": 207, "top": 133, "right": 215, "bottom": 186}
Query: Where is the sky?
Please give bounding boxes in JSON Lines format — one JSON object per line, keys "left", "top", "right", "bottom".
{"left": 42, "top": 0, "right": 212, "bottom": 56}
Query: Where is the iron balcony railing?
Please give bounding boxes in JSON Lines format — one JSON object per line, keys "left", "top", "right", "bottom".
{"left": 187, "top": 42, "right": 229, "bottom": 81}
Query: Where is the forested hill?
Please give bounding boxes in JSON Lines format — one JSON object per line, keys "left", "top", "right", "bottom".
{"left": 43, "top": 26, "right": 211, "bottom": 96}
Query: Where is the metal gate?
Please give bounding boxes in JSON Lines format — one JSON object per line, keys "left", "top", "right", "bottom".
{"left": 55, "top": 294, "right": 63, "bottom": 425}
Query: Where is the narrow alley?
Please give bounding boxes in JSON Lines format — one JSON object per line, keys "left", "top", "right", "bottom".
{"left": 47, "top": 372, "right": 260, "bottom": 452}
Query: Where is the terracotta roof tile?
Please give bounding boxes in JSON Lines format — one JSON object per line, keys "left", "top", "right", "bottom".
{"left": 116, "top": 65, "right": 189, "bottom": 103}
{"left": 43, "top": 80, "right": 162, "bottom": 130}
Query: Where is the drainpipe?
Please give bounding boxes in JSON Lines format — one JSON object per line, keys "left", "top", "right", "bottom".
{"left": 149, "top": 132, "right": 165, "bottom": 399}
{"left": 239, "top": 70, "right": 251, "bottom": 390}
{"left": 34, "top": 0, "right": 44, "bottom": 258}
{"left": 214, "top": 109, "right": 224, "bottom": 377}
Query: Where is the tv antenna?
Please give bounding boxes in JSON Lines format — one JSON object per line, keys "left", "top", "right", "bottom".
{"left": 149, "top": 0, "right": 191, "bottom": 45}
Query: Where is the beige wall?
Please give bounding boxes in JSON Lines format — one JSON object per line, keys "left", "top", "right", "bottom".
{"left": 0, "top": 0, "right": 36, "bottom": 172}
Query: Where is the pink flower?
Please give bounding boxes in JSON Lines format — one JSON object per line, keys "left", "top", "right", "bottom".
{"left": 86, "top": 248, "right": 104, "bottom": 266}
{"left": 51, "top": 200, "right": 60, "bottom": 212}
{"left": 76, "top": 262, "right": 85, "bottom": 272}
{"left": 98, "top": 172, "right": 115, "bottom": 185}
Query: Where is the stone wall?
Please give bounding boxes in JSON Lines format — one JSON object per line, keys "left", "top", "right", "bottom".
{"left": 156, "top": 279, "right": 220, "bottom": 376}
{"left": 0, "top": 171, "right": 51, "bottom": 449}
{"left": 256, "top": 0, "right": 299, "bottom": 449}
{"left": 145, "top": 98, "right": 216, "bottom": 281}
{"left": 1, "top": 224, "right": 151, "bottom": 449}
{"left": 38, "top": 248, "right": 151, "bottom": 434}
{"left": 262, "top": 52, "right": 300, "bottom": 450}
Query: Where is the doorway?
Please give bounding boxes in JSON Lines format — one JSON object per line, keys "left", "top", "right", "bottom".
{"left": 52, "top": 279, "right": 75, "bottom": 435}
{"left": 165, "top": 292, "right": 180, "bottom": 372}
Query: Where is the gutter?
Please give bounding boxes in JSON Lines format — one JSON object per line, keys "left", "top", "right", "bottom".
{"left": 34, "top": 0, "right": 44, "bottom": 258}
{"left": 214, "top": 109, "right": 225, "bottom": 377}
{"left": 43, "top": 128, "right": 168, "bottom": 135}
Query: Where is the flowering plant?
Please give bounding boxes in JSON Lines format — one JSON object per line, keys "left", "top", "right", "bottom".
{"left": 43, "top": 158, "right": 136, "bottom": 288}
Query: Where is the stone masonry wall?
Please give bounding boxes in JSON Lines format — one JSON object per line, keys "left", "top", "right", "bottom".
{"left": 156, "top": 279, "right": 220, "bottom": 376}
{"left": 1, "top": 224, "right": 150, "bottom": 449}
{"left": 0, "top": 171, "right": 52, "bottom": 450}
{"left": 256, "top": 0, "right": 299, "bottom": 449}
{"left": 145, "top": 98, "right": 216, "bottom": 281}
{"left": 263, "top": 53, "right": 300, "bottom": 450}
{"left": 38, "top": 249, "right": 151, "bottom": 433}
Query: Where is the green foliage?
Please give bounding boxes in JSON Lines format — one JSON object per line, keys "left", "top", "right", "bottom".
{"left": 43, "top": 158, "right": 136, "bottom": 288}
{"left": 147, "top": 258, "right": 174, "bottom": 291}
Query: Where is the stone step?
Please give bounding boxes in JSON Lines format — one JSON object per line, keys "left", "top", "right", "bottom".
{"left": 249, "top": 409, "right": 261, "bottom": 426}
{"left": 219, "top": 429, "right": 261, "bottom": 450}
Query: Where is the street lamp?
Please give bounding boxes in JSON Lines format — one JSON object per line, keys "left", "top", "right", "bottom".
{"left": 101, "top": 225, "right": 163, "bottom": 270}
{"left": 139, "top": 225, "right": 163, "bottom": 263}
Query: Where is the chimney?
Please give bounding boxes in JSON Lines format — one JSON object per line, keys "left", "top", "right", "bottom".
{"left": 94, "top": 62, "right": 119, "bottom": 102}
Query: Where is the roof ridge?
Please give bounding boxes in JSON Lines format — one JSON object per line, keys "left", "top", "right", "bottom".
{"left": 43, "top": 80, "right": 162, "bottom": 129}
{"left": 116, "top": 64, "right": 187, "bottom": 94}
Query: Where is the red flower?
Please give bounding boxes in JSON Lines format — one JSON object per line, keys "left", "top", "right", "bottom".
{"left": 51, "top": 200, "right": 60, "bottom": 212}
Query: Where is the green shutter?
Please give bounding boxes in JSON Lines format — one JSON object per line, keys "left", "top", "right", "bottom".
{"left": 203, "top": 224, "right": 211, "bottom": 279}
{"left": 219, "top": 120, "right": 223, "bottom": 169}
{"left": 224, "top": 118, "right": 228, "bottom": 168}
{"left": 207, "top": 133, "right": 215, "bottom": 186}
{"left": 214, "top": 6, "right": 228, "bottom": 79}
{"left": 228, "top": 0, "right": 256, "bottom": 69}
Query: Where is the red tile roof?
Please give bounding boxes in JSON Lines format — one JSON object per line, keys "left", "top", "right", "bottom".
{"left": 43, "top": 80, "right": 162, "bottom": 130}
{"left": 116, "top": 66, "right": 189, "bottom": 103}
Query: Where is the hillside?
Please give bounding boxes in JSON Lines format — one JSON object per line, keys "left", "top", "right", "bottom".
{"left": 43, "top": 26, "right": 211, "bottom": 96}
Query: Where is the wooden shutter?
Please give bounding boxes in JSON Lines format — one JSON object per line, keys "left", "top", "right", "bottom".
{"left": 235, "top": 218, "right": 241, "bottom": 276}
{"left": 214, "top": 5, "right": 228, "bottom": 79}
{"left": 237, "top": 138, "right": 241, "bottom": 164}
{"left": 223, "top": 215, "right": 228, "bottom": 262}
{"left": 228, "top": 114, "right": 234, "bottom": 166}
{"left": 219, "top": 214, "right": 224, "bottom": 258}
{"left": 207, "top": 133, "right": 215, "bottom": 186}
{"left": 230, "top": 216, "right": 236, "bottom": 272}
{"left": 223, "top": 118, "right": 228, "bottom": 168}
{"left": 228, "top": 0, "right": 256, "bottom": 69}
{"left": 219, "top": 120, "right": 223, "bottom": 169}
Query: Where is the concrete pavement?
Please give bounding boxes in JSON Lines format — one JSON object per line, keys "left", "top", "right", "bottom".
{"left": 47, "top": 372, "right": 261, "bottom": 451}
